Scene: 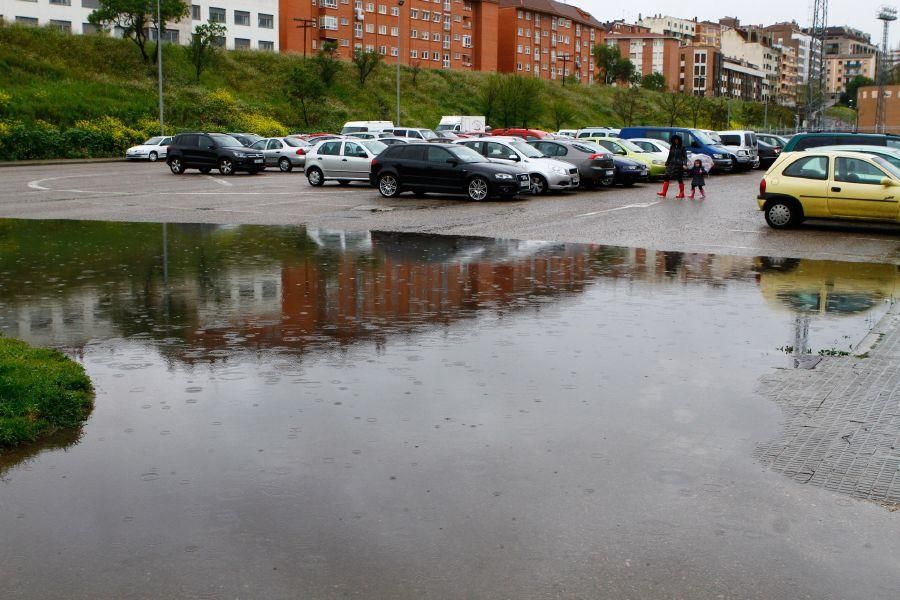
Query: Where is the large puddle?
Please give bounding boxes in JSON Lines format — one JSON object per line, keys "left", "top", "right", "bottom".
{"left": 1, "top": 220, "right": 899, "bottom": 599}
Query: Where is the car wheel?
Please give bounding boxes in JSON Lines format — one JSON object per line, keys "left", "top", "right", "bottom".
{"left": 199, "top": 167, "right": 211, "bottom": 174}
{"left": 149, "top": 151, "right": 159, "bottom": 162}
{"left": 338, "top": 180, "right": 351, "bottom": 186}
{"left": 530, "top": 174, "right": 548, "bottom": 195}
{"left": 169, "top": 158, "right": 184, "bottom": 175}
{"left": 307, "top": 167, "right": 324, "bottom": 186}
{"left": 278, "top": 157, "right": 293, "bottom": 172}
{"left": 377, "top": 173, "right": 400, "bottom": 197}
{"left": 218, "top": 158, "right": 235, "bottom": 176}
{"left": 467, "top": 176, "right": 490, "bottom": 201}
{"left": 764, "top": 199, "right": 800, "bottom": 229}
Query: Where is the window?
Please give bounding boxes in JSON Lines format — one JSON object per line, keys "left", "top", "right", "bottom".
{"left": 462, "top": 35, "right": 471, "bottom": 48}
{"left": 344, "top": 142, "right": 368, "bottom": 157}
{"left": 365, "top": 23, "right": 374, "bottom": 33}
{"left": 322, "top": 0, "right": 337, "bottom": 6}
{"left": 49, "top": 0, "right": 70, "bottom": 4}
{"left": 410, "top": 49, "right": 418, "bottom": 58}
{"left": 432, "top": 32, "right": 440, "bottom": 41}
{"left": 191, "top": 4, "right": 200, "bottom": 19}
{"left": 411, "top": 8, "right": 418, "bottom": 18}
{"left": 378, "top": 4, "right": 386, "bottom": 14}
{"left": 426, "top": 146, "right": 453, "bottom": 163}
{"left": 15, "top": 16, "right": 38, "bottom": 26}
{"left": 259, "top": 13, "right": 274, "bottom": 28}
{"left": 81, "top": 0, "right": 100, "bottom": 7}
{"left": 378, "top": 45, "right": 386, "bottom": 55}
{"left": 234, "top": 10, "right": 250, "bottom": 26}
{"left": 341, "top": 18, "right": 349, "bottom": 25}
{"left": 234, "top": 38, "right": 250, "bottom": 49}
{"left": 49, "top": 20, "right": 72, "bottom": 32}
{"left": 390, "top": 6, "right": 399, "bottom": 16}
{"left": 355, "top": 22, "right": 363, "bottom": 37}
{"left": 410, "top": 29, "right": 417, "bottom": 39}
{"left": 318, "top": 141, "right": 342, "bottom": 156}
{"left": 390, "top": 26, "right": 397, "bottom": 36}
{"left": 267, "top": 139, "right": 284, "bottom": 150}
{"left": 82, "top": 22, "right": 100, "bottom": 34}
{"left": 259, "top": 40, "right": 274, "bottom": 51}
{"left": 209, "top": 7, "right": 226, "bottom": 23}
{"left": 321, "top": 16, "right": 338, "bottom": 30}
{"left": 834, "top": 157, "right": 888, "bottom": 185}
{"left": 378, "top": 25, "right": 386, "bottom": 35}
{"left": 783, "top": 156, "right": 828, "bottom": 180}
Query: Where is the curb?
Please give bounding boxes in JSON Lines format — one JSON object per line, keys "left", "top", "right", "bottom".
{"left": 0, "top": 158, "right": 125, "bottom": 168}
{"left": 854, "top": 300, "right": 900, "bottom": 357}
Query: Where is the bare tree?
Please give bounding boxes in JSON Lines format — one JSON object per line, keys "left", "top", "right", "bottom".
{"left": 409, "top": 59, "right": 423, "bottom": 87}
{"left": 686, "top": 94, "right": 706, "bottom": 128}
{"left": 612, "top": 87, "right": 645, "bottom": 126}
{"left": 659, "top": 91, "right": 687, "bottom": 126}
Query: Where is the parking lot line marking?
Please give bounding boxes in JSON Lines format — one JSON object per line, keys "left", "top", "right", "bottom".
{"left": 575, "top": 201, "right": 659, "bottom": 217}
{"left": 206, "top": 175, "right": 233, "bottom": 187}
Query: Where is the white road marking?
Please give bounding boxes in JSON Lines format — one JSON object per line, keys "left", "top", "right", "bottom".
{"left": 206, "top": 175, "right": 233, "bottom": 187}
{"left": 575, "top": 201, "right": 660, "bottom": 217}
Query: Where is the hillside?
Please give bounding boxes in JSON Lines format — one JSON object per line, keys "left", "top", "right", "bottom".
{"left": 0, "top": 23, "right": 819, "bottom": 160}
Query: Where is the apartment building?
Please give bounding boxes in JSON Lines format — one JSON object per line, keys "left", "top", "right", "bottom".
{"left": 720, "top": 27, "right": 777, "bottom": 99}
{"left": 279, "top": 0, "right": 499, "bottom": 72}
{"left": 496, "top": 0, "right": 601, "bottom": 82}
{"left": 695, "top": 21, "right": 720, "bottom": 47}
{"left": 825, "top": 53, "right": 878, "bottom": 97}
{"left": 773, "top": 41, "right": 797, "bottom": 105}
{"left": 764, "top": 22, "right": 812, "bottom": 85}
{"left": 604, "top": 31, "right": 680, "bottom": 90}
{"left": 678, "top": 45, "right": 766, "bottom": 101}
{"left": 1, "top": 0, "right": 279, "bottom": 50}
{"left": 824, "top": 26, "right": 879, "bottom": 56}
{"left": 637, "top": 14, "right": 695, "bottom": 44}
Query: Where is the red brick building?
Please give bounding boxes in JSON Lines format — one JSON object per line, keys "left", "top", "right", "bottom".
{"left": 279, "top": 0, "right": 499, "bottom": 72}
{"left": 602, "top": 31, "right": 681, "bottom": 91}
{"left": 495, "top": 0, "right": 601, "bottom": 82}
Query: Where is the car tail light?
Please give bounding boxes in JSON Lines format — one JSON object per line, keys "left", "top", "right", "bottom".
{"left": 371, "top": 158, "right": 378, "bottom": 167}
{"left": 773, "top": 148, "right": 781, "bottom": 154}
{"left": 759, "top": 178, "right": 766, "bottom": 195}
{"left": 296, "top": 148, "right": 306, "bottom": 155}
{"left": 588, "top": 153, "right": 605, "bottom": 160}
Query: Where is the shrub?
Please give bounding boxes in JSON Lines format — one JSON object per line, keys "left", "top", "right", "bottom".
{"left": 234, "top": 113, "right": 288, "bottom": 137}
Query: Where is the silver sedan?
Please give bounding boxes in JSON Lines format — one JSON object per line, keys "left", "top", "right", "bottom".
{"left": 249, "top": 137, "right": 311, "bottom": 172}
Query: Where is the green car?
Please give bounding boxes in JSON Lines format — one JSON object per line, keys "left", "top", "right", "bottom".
{"left": 585, "top": 137, "right": 666, "bottom": 178}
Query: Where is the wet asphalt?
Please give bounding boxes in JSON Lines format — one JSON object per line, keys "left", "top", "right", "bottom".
{"left": 1, "top": 161, "right": 899, "bottom": 263}
{"left": 1, "top": 222, "right": 899, "bottom": 599}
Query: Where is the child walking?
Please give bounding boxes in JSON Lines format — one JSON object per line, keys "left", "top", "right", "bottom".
{"left": 688, "top": 159, "right": 707, "bottom": 199}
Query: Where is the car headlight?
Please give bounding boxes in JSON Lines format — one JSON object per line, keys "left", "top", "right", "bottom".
{"left": 626, "top": 165, "right": 638, "bottom": 170}
{"left": 652, "top": 159, "right": 665, "bottom": 165}
{"left": 713, "top": 153, "right": 724, "bottom": 159}
{"left": 548, "top": 166, "right": 566, "bottom": 175}
{"left": 232, "top": 151, "right": 246, "bottom": 158}
{"left": 494, "top": 173, "right": 514, "bottom": 180}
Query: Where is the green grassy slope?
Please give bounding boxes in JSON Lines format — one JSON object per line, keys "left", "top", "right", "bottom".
{"left": 0, "top": 22, "right": 806, "bottom": 160}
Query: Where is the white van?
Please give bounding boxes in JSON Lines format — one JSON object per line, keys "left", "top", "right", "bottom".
{"left": 575, "top": 127, "right": 620, "bottom": 139}
{"left": 340, "top": 121, "right": 394, "bottom": 135}
{"left": 437, "top": 116, "right": 486, "bottom": 133}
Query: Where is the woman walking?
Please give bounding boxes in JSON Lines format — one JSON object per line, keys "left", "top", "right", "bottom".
{"left": 657, "top": 135, "right": 688, "bottom": 199}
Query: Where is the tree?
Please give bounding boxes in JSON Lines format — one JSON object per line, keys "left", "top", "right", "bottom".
{"left": 352, "top": 48, "right": 382, "bottom": 87}
{"left": 686, "top": 94, "right": 706, "bottom": 128}
{"left": 478, "top": 74, "right": 503, "bottom": 124}
{"left": 89, "top": 0, "right": 189, "bottom": 63}
{"left": 409, "top": 59, "right": 423, "bottom": 87}
{"left": 839, "top": 75, "right": 875, "bottom": 106}
{"left": 706, "top": 98, "right": 729, "bottom": 129}
{"left": 659, "top": 90, "right": 687, "bottom": 126}
{"left": 312, "top": 42, "right": 342, "bottom": 86}
{"left": 550, "top": 98, "right": 575, "bottom": 131}
{"left": 627, "top": 68, "right": 642, "bottom": 87}
{"left": 641, "top": 72, "right": 666, "bottom": 91}
{"left": 496, "top": 75, "right": 544, "bottom": 128}
{"left": 612, "top": 87, "right": 645, "bottom": 126}
{"left": 593, "top": 44, "right": 621, "bottom": 85}
{"left": 189, "top": 22, "right": 226, "bottom": 83}
{"left": 286, "top": 63, "right": 325, "bottom": 127}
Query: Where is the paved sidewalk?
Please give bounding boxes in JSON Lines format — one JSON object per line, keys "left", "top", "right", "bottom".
{"left": 756, "top": 302, "right": 900, "bottom": 508}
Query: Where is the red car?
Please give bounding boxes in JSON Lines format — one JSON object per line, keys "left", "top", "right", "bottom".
{"left": 491, "top": 128, "right": 550, "bottom": 140}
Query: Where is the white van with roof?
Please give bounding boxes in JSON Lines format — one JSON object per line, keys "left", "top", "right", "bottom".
{"left": 717, "top": 130, "right": 759, "bottom": 170}
{"left": 576, "top": 127, "right": 619, "bottom": 139}
{"left": 340, "top": 121, "right": 394, "bottom": 135}
{"left": 437, "top": 116, "right": 486, "bottom": 133}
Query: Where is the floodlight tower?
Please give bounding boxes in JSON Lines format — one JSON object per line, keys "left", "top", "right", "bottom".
{"left": 806, "top": 0, "right": 828, "bottom": 129}
{"left": 876, "top": 6, "right": 897, "bottom": 133}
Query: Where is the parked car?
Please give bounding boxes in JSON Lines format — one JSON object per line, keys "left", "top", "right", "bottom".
{"left": 379, "top": 137, "right": 411, "bottom": 146}
{"left": 166, "top": 133, "right": 264, "bottom": 175}
{"left": 529, "top": 139, "right": 615, "bottom": 187}
{"left": 814, "top": 145, "right": 900, "bottom": 171}
{"left": 554, "top": 129, "right": 577, "bottom": 138}
{"left": 757, "top": 133, "right": 789, "bottom": 150}
{"left": 249, "top": 137, "right": 310, "bottom": 172}
{"left": 125, "top": 135, "right": 172, "bottom": 162}
{"left": 588, "top": 137, "right": 664, "bottom": 179}
{"left": 370, "top": 143, "right": 531, "bottom": 201}
{"left": 436, "top": 116, "right": 486, "bottom": 133}
{"left": 490, "top": 128, "right": 551, "bottom": 140}
{"left": 629, "top": 138, "right": 715, "bottom": 174}
{"left": 347, "top": 132, "right": 393, "bottom": 140}
{"left": 611, "top": 155, "right": 650, "bottom": 186}
{"left": 619, "top": 127, "right": 734, "bottom": 172}
{"left": 433, "top": 130, "right": 461, "bottom": 141}
{"left": 756, "top": 139, "right": 781, "bottom": 169}
{"left": 718, "top": 130, "right": 759, "bottom": 170}
{"left": 226, "top": 132, "right": 263, "bottom": 147}
{"left": 575, "top": 127, "right": 619, "bottom": 139}
{"left": 340, "top": 120, "right": 394, "bottom": 135}
{"left": 305, "top": 138, "right": 387, "bottom": 186}
{"left": 782, "top": 132, "right": 900, "bottom": 152}
{"left": 757, "top": 150, "right": 900, "bottom": 229}
{"left": 455, "top": 136, "right": 580, "bottom": 194}
{"left": 388, "top": 127, "right": 439, "bottom": 140}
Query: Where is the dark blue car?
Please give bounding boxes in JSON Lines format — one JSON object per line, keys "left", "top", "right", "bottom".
{"left": 619, "top": 126, "right": 734, "bottom": 172}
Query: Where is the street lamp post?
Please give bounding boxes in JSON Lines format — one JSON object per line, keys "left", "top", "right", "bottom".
{"left": 156, "top": 0, "right": 164, "bottom": 135}
{"left": 396, "top": 0, "right": 404, "bottom": 126}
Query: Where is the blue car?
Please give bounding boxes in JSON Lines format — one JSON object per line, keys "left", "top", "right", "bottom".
{"left": 619, "top": 126, "right": 734, "bottom": 173}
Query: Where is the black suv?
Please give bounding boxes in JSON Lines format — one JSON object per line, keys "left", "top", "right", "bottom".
{"left": 166, "top": 133, "right": 265, "bottom": 175}
{"left": 370, "top": 143, "right": 531, "bottom": 201}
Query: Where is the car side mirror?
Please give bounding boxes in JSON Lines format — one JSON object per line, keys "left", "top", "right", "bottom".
{"left": 508, "top": 154, "right": 518, "bottom": 161}
{"left": 446, "top": 158, "right": 459, "bottom": 166}
{"left": 208, "top": 144, "right": 216, "bottom": 150}
{"left": 880, "top": 177, "right": 898, "bottom": 187}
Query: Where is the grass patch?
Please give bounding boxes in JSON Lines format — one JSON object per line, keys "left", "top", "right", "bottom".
{"left": 0, "top": 337, "right": 94, "bottom": 448}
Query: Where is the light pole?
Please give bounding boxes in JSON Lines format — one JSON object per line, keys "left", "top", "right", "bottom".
{"left": 156, "top": 0, "right": 164, "bottom": 135}
{"left": 396, "top": 0, "right": 404, "bottom": 126}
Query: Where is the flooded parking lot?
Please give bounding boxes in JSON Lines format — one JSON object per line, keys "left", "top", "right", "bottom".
{"left": 1, "top": 219, "right": 899, "bottom": 599}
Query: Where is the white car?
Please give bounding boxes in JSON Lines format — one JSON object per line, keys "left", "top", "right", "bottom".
{"left": 575, "top": 127, "right": 620, "bottom": 140}
{"left": 455, "top": 136, "right": 580, "bottom": 194}
{"left": 718, "top": 130, "right": 759, "bottom": 170}
{"left": 305, "top": 138, "right": 387, "bottom": 186}
{"left": 629, "top": 138, "right": 715, "bottom": 174}
{"left": 125, "top": 136, "right": 172, "bottom": 162}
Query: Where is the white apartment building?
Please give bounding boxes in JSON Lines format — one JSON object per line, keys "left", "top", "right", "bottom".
{"left": 721, "top": 27, "right": 776, "bottom": 99}
{"left": 0, "top": 0, "right": 278, "bottom": 51}
{"left": 638, "top": 14, "right": 696, "bottom": 43}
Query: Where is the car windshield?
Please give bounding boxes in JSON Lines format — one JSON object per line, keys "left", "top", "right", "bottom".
{"left": 693, "top": 130, "right": 716, "bottom": 145}
{"left": 450, "top": 146, "right": 485, "bottom": 163}
{"left": 872, "top": 156, "right": 900, "bottom": 179}
{"left": 617, "top": 139, "right": 646, "bottom": 153}
{"left": 509, "top": 140, "right": 543, "bottom": 158}
{"left": 362, "top": 140, "right": 387, "bottom": 154}
{"left": 419, "top": 130, "right": 438, "bottom": 140}
{"left": 210, "top": 134, "right": 243, "bottom": 147}
{"left": 144, "top": 137, "right": 164, "bottom": 145}
{"left": 436, "top": 124, "right": 457, "bottom": 131}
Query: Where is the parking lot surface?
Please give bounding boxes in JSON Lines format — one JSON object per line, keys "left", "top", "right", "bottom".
{"left": 2, "top": 161, "right": 899, "bottom": 263}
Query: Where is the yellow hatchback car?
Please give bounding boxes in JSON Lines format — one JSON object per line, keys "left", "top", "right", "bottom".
{"left": 758, "top": 151, "right": 900, "bottom": 229}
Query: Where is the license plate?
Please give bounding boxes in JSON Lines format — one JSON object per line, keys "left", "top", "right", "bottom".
{"left": 571, "top": 177, "right": 580, "bottom": 185}
{"left": 605, "top": 170, "right": 614, "bottom": 176}
{"left": 519, "top": 180, "right": 530, "bottom": 188}
{"left": 254, "top": 159, "right": 263, "bottom": 164}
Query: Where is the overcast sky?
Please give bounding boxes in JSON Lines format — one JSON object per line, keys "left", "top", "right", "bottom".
{"left": 576, "top": 1, "right": 900, "bottom": 48}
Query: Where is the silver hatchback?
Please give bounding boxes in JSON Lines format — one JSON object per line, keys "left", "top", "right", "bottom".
{"left": 250, "top": 137, "right": 311, "bottom": 172}
{"left": 305, "top": 139, "right": 388, "bottom": 186}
